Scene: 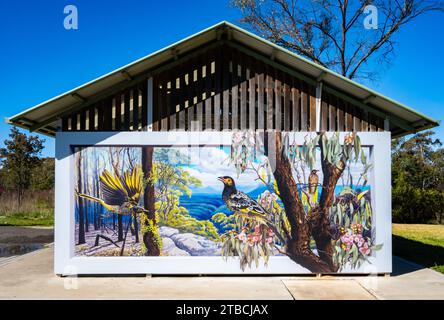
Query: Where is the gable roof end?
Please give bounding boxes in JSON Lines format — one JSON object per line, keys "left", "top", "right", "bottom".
{"left": 6, "top": 21, "right": 439, "bottom": 137}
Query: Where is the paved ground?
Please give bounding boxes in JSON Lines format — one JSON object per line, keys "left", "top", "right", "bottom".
{"left": 0, "top": 246, "right": 443, "bottom": 299}
{"left": 0, "top": 226, "right": 53, "bottom": 244}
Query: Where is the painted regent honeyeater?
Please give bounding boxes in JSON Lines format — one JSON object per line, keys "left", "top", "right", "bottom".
{"left": 218, "top": 176, "right": 285, "bottom": 244}
{"left": 218, "top": 176, "right": 270, "bottom": 222}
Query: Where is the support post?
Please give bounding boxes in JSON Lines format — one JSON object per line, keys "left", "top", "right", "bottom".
{"left": 147, "top": 77, "right": 153, "bottom": 132}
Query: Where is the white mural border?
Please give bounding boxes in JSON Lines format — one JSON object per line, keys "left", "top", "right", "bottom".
{"left": 55, "top": 131, "right": 392, "bottom": 275}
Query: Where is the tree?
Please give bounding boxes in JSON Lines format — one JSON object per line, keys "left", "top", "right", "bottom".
{"left": 222, "top": 131, "right": 379, "bottom": 272}
{"left": 30, "top": 158, "right": 55, "bottom": 191}
{"left": 0, "top": 127, "right": 44, "bottom": 205}
{"left": 391, "top": 131, "right": 444, "bottom": 224}
{"left": 232, "top": 0, "right": 443, "bottom": 80}
{"left": 141, "top": 146, "right": 162, "bottom": 256}
{"left": 76, "top": 148, "right": 86, "bottom": 244}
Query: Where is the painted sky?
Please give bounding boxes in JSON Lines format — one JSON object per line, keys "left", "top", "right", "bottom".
{"left": 0, "top": 1, "right": 442, "bottom": 157}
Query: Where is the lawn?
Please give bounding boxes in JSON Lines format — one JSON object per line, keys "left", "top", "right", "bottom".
{"left": 0, "top": 211, "right": 54, "bottom": 226}
{"left": 392, "top": 224, "right": 444, "bottom": 274}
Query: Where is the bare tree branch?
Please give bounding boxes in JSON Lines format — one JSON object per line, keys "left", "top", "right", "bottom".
{"left": 232, "top": 0, "right": 443, "bottom": 80}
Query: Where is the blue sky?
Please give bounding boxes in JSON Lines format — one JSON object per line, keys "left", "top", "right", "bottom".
{"left": 0, "top": 1, "right": 442, "bottom": 157}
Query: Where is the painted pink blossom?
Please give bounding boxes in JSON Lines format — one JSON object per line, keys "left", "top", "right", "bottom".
{"left": 252, "top": 235, "right": 261, "bottom": 243}
{"left": 238, "top": 232, "right": 247, "bottom": 242}
{"left": 266, "top": 237, "right": 273, "bottom": 244}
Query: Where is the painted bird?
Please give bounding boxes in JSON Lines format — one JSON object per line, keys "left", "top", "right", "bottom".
{"left": 78, "top": 166, "right": 148, "bottom": 216}
{"left": 218, "top": 176, "right": 269, "bottom": 221}
{"left": 78, "top": 166, "right": 148, "bottom": 255}
{"left": 307, "top": 169, "right": 319, "bottom": 205}
{"left": 218, "top": 176, "right": 285, "bottom": 243}
{"left": 308, "top": 169, "right": 319, "bottom": 196}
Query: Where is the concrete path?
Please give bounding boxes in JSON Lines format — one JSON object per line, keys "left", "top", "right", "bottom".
{"left": 0, "top": 247, "right": 443, "bottom": 300}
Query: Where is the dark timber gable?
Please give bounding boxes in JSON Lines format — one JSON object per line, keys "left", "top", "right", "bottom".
{"left": 61, "top": 43, "right": 385, "bottom": 133}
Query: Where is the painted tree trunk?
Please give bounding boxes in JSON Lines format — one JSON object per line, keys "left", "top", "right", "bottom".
{"left": 76, "top": 148, "right": 86, "bottom": 245}
{"left": 272, "top": 132, "right": 343, "bottom": 273}
{"left": 141, "top": 146, "right": 161, "bottom": 256}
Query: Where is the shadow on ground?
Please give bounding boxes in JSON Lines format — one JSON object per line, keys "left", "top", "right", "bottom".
{"left": 392, "top": 235, "right": 444, "bottom": 275}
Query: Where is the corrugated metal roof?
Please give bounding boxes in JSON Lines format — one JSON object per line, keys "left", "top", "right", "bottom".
{"left": 6, "top": 21, "right": 439, "bottom": 137}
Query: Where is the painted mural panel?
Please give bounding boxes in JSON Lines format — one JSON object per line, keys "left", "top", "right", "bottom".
{"left": 74, "top": 132, "right": 382, "bottom": 273}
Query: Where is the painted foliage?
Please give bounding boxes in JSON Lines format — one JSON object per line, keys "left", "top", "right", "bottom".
{"left": 74, "top": 131, "right": 382, "bottom": 273}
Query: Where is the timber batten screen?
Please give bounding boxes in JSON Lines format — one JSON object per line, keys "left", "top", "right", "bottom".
{"left": 61, "top": 45, "right": 385, "bottom": 133}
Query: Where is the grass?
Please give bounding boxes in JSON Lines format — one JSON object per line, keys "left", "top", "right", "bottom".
{"left": 0, "top": 211, "right": 54, "bottom": 226}
{"left": 0, "top": 190, "right": 54, "bottom": 226}
{"left": 392, "top": 223, "right": 444, "bottom": 274}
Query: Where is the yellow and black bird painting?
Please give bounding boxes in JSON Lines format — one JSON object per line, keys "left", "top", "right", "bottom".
{"left": 218, "top": 176, "right": 285, "bottom": 244}
{"left": 78, "top": 166, "right": 148, "bottom": 216}
{"left": 77, "top": 166, "right": 148, "bottom": 255}
{"left": 218, "top": 176, "right": 269, "bottom": 223}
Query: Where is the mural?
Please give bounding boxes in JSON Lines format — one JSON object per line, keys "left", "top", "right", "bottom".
{"left": 74, "top": 131, "right": 382, "bottom": 273}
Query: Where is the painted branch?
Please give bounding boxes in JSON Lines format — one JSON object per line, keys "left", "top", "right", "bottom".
{"left": 309, "top": 133, "right": 347, "bottom": 271}
{"left": 94, "top": 234, "right": 120, "bottom": 248}
{"left": 273, "top": 132, "right": 333, "bottom": 273}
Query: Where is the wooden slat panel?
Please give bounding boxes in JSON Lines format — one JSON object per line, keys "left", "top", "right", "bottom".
{"left": 114, "top": 94, "right": 122, "bottom": 131}
{"left": 274, "top": 71, "right": 282, "bottom": 131}
{"left": 328, "top": 95, "right": 337, "bottom": 131}
{"left": 240, "top": 54, "right": 247, "bottom": 130}
{"left": 169, "top": 70, "right": 177, "bottom": 131}
{"left": 97, "top": 102, "right": 105, "bottom": 131}
{"left": 283, "top": 75, "right": 291, "bottom": 131}
{"left": 361, "top": 110, "right": 368, "bottom": 132}
{"left": 152, "top": 78, "right": 159, "bottom": 131}
{"left": 123, "top": 90, "right": 130, "bottom": 130}
{"left": 62, "top": 117, "right": 68, "bottom": 131}
{"left": 257, "top": 63, "right": 265, "bottom": 131}
{"left": 177, "top": 66, "right": 186, "bottom": 130}
{"left": 88, "top": 106, "right": 95, "bottom": 131}
{"left": 195, "top": 57, "right": 203, "bottom": 131}
{"left": 222, "top": 49, "right": 230, "bottom": 130}
{"left": 309, "top": 87, "right": 316, "bottom": 131}
{"left": 291, "top": 78, "right": 300, "bottom": 131}
{"left": 248, "top": 58, "right": 256, "bottom": 130}
{"left": 345, "top": 102, "right": 353, "bottom": 131}
{"left": 161, "top": 73, "right": 169, "bottom": 131}
{"left": 300, "top": 82, "right": 308, "bottom": 131}
{"left": 266, "top": 68, "right": 274, "bottom": 131}
{"left": 134, "top": 87, "right": 140, "bottom": 131}
{"left": 186, "top": 58, "right": 195, "bottom": 131}
{"left": 104, "top": 97, "right": 113, "bottom": 131}
{"left": 377, "top": 117, "right": 384, "bottom": 132}
{"left": 337, "top": 99, "right": 345, "bottom": 131}
{"left": 369, "top": 113, "right": 376, "bottom": 132}
{"left": 71, "top": 113, "right": 78, "bottom": 131}
{"left": 80, "top": 109, "right": 86, "bottom": 131}
{"left": 204, "top": 51, "right": 212, "bottom": 130}
{"left": 231, "top": 51, "right": 239, "bottom": 130}
{"left": 213, "top": 48, "right": 221, "bottom": 131}
{"left": 353, "top": 105, "right": 361, "bottom": 132}
{"left": 321, "top": 98, "right": 328, "bottom": 131}
{"left": 141, "top": 80, "right": 148, "bottom": 130}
